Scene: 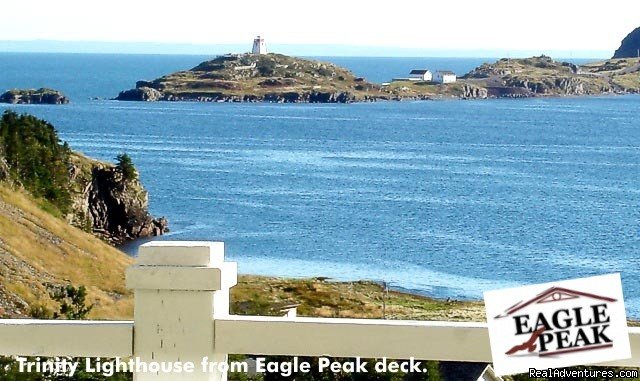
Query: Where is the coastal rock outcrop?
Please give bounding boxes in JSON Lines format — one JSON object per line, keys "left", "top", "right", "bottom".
{"left": 485, "top": 86, "right": 532, "bottom": 98}
{"left": 503, "top": 77, "right": 589, "bottom": 95}
{"left": 613, "top": 27, "right": 640, "bottom": 58}
{"left": 461, "top": 85, "right": 488, "bottom": 99}
{"left": 0, "top": 88, "right": 69, "bottom": 104}
{"left": 263, "top": 91, "right": 356, "bottom": 103}
{"left": 116, "top": 88, "right": 358, "bottom": 104}
{"left": 68, "top": 156, "right": 168, "bottom": 244}
{"left": 115, "top": 87, "right": 164, "bottom": 102}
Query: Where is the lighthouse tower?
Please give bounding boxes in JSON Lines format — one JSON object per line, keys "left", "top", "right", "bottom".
{"left": 252, "top": 36, "right": 267, "bottom": 55}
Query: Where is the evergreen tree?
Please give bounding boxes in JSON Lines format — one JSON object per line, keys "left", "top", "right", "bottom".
{"left": 115, "top": 153, "right": 137, "bottom": 181}
{"left": 0, "top": 110, "right": 71, "bottom": 212}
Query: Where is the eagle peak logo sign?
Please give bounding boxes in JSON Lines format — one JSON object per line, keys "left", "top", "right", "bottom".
{"left": 484, "top": 273, "right": 631, "bottom": 376}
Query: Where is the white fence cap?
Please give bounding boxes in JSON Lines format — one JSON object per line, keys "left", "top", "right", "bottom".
{"left": 137, "top": 241, "right": 225, "bottom": 266}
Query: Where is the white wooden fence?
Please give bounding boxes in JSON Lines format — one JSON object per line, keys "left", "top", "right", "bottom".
{"left": 0, "top": 241, "right": 638, "bottom": 380}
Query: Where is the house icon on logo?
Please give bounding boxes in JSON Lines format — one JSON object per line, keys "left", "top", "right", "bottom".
{"left": 495, "top": 286, "right": 616, "bottom": 319}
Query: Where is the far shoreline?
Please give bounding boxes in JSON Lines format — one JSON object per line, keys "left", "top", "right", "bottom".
{"left": 112, "top": 54, "right": 640, "bottom": 103}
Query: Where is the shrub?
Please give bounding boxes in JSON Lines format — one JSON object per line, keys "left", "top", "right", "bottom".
{"left": 49, "top": 284, "right": 93, "bottom": 320}
{"left": 257, "top": 60, "right": 277, "bottom": 77}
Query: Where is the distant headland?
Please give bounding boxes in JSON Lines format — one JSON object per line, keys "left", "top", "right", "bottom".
{"left": 115, "top": 36, "right": 640, "bottom": 103}
{"left": 613, "top": 27, "right": 640, "bottom": 59}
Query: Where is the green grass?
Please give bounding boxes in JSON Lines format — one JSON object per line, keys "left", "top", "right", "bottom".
{"left": 231, "top": 275, "right": 485, "bottom": 321}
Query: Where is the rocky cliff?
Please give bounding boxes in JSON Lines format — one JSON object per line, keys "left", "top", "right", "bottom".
{"left": 68, "top": 153, "right": 168, "bottom": 244}
{"left": 0, "top": 88, "right": 69, "bottom": 104}
{"left": 613, "top": 27, "right": 640, "bottom": 59}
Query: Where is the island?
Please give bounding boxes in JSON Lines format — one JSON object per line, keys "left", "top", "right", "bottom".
{"left": 115, "top": 53, "right": 640, "bottom": 103}
{"left": 0, "top": 88, "right": 69, "bottom": 104}
{"left": 116, "top": 53, "right": 381, "bottom": 103}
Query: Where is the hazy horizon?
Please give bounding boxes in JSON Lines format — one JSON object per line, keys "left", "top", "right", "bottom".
{"left": 0, "top": 40, "right": 613, "bottom": 59}
{"left": 0, "top": 0, "right": 636, "bottom": 59}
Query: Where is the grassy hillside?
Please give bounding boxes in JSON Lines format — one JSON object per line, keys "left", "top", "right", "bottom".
{"left": 165, "top": 53, "right": 379, "bottom": 97}
{"left": 0, "top": 185, "right": 133, "bottom": 319}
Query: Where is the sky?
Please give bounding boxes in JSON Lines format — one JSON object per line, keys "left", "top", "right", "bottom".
{"left": 0, "top": 0, "right": 638, "bottom": 57}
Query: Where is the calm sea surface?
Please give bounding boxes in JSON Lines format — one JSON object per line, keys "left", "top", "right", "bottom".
{"left": 1, "top": 53, "right": 638, "bottom": 315}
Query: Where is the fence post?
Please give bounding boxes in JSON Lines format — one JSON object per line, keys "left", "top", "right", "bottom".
{"left": 126, "top": 241, "right": 237, "bottom": 381}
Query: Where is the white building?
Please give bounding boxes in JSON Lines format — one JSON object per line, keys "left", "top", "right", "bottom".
{"left": 408, "top": 69, "right": 432, "bottom": 81}
{"left": 433, "top": 70, "right": 457, "bottom": 84}
{"left": 252, "top": 36, "right": 267, "bottom": 55}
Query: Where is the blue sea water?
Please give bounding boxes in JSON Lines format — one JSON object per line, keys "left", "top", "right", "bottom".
{"left": 1, "top": 53, "right": 639, "bottom": 316}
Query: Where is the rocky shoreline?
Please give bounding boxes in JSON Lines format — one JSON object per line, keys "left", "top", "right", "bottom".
{"left": 115, "top": 84, "right": 635, "bottom": 103}
{"left": 115, "top": 86, "right": 371, "bottom": 103}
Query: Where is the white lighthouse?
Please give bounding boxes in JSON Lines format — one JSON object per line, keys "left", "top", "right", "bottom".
{"left": 252, "top": 36, "right": 267, "bottom": 55}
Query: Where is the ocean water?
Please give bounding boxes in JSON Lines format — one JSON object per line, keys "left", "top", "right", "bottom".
{"left": 0, "top": 53, "right": 594, "bottom": 100}
{"left": 1, "top": 53, "right": 639, "bottom": 316}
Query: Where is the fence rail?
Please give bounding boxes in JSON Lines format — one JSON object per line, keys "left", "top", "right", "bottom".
{"left": 0, "top": 320, "right": 132, "bottom": 357}
{"left": 0, "top": 241, "right": 638, "bottom": 380}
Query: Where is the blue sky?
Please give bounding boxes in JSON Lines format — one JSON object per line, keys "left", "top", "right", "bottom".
{"left": 1, "top": 0, "right": 638, "bottom": 57}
